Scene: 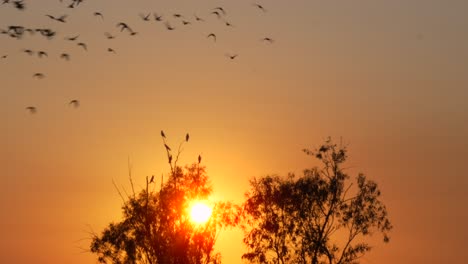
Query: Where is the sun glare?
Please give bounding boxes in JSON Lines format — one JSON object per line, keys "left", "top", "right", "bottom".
{"left": 189, "top": 201, "right": 213, "bottom": 225}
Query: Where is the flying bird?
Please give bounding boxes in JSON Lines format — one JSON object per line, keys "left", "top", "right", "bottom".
{"left": 226, "top": 53, "right": 238, "bottom": 60}
{"left": 77, "top": 42, "right": 87, "bottom": 51}
{"left": 25, "top": 106, "right": 37, "bottom": 114}
{"left": 139, "top": 13, "right": 151, "bottom": 21}
{"left": 182, "top": 20, "right": 191, "bottom": 25}
{"left": 60, "top": 53, "right": 70, "bottom": 60}
{"left": 65, "top": 35, "right": 79, "bottom": 41}
{"left": 107, "top": 48, "right": 116, "bottom": 53}
{"left": 69, "top": 99, "right": 80, "bottom": 108}
{"left": 13, "top": 0, "right": 25, "bottom": 10}
{"left": 154, "top": 13, "right": 163, "bottom": 21}
{"left": 253, "top": 3, "right": 266, "bottom": 12}
{"left": 93, "top": 12, "right": 103, "bottom": 19}
{"left": 104, "top": 32, "right": 115, "bottom": 39}
{"left": 164, "top": 22, "right": 175, "bottom": 30}
{"left": 211, "top": 11, "right": 221, "bottom": 19}
{"left": 194, "top": 14, "right": 204, "bottom": 22}
{"left": 116, "top": 22, "right": 132, "bottom": 32}
{"left": 33, "top": 73, "right": 45, "bottom": 79}
{"left": 207, "top": 33, "right": 216, "bottom": 42}
{"left": 22, "top": 49, "right": 34, "bottom": 55}
{"left": 213, "top": 7, "right": 226, "bottom": 15}
{"left": 1, "top": 55, "right": 7, "bottom": 59}
{"left": 173, "top": 14, "right": 183, "bottom": 18}
{"left": 262, "top": 37, "right": 274, "bottom": 43}
{"left": 37, "top": 51, "right": 48, "bottom": 58}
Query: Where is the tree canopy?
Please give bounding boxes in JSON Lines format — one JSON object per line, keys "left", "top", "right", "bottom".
{"left": 241, "top": 139, "right": 392, "bottom": 264}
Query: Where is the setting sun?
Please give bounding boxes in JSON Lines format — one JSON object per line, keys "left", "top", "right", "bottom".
{"left": 189, "top": 201, "right": 213, "bottom": 225}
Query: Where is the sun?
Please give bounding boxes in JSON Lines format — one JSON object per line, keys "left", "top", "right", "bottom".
{"left": 189, "top": 201, "right": 213, "bottom": 225}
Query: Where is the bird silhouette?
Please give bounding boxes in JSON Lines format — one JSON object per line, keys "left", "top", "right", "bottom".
{"left": 60, "top": 53, "right": 70, "bottom": 60}
{"left": 107, "top": 48, "right": 116, "bottom": 53}
{"left": 69, "top": 99, "right": 80, "bottom": 108}
{"left": 164, "top": 22, "right": 175, "bottom": 30}
{"left": 168, "top": 154, "right": 173, "bottom": 164}
{"left": 65, "top": 35, "right": 79, "bottom": 41}
{"left": 211, "top": 11, "right": 221, "bottom": 19}
{"left": 104, "top": 32, "right": 115, "bottom": 39}
{"left": 46, "top": 14, "right": 67, "bottom": 23}
{"left": 33, "top": 73, "right": 45, "bottom": 79}
{"left": 13, "top": 0, "right": 25, "bottom": 10}
{"left": 186, "top": 133, "right": 189, "bottom": 142}
{"left": 22, "top": 49, "right": 34, "bottom": 55}
{"left": 262, "top": 37, "right": 274, "bottom": 43}
{"left": 198, "top": 154, "right": 202, "bottom": 164}
{"left": 37, "top": 51, "right": 48, "bottom": 58}
{"left": 139, "top": 13, "right": 151, "bottom": 21}
{"left": 93, "top": 12, "right": 103, "bottom": 19}
{"left": 1, "top": 55, "right": 7, "bottom": 59}
{"left": 182, "top": 20, "right": 191, "bottom": 25}
{"left": 154, "top": 13, "right": 163, "bottom": 22}
{"left": 77, "top": 42, "right": 87, "bottom": 51}
{"left": 161, "top": 130, "right": 166, "bottom": 138}
{"left": 194, "top": 14, "right": 204, "bottom": 22}
{"left": 213, "top": 7, "right": 226, "bottom": 16}
{"left": 116, "top": 22, "right": 132, "bottom": 32}
{"left": 25, "top": 106, "right": 37, "bottom": 114}
{"left": 207, "top": 33, "right": 216, "bottom": 42}
{"left": 149, "top": 175, "right": 154, "bottom": 183}
{"left": 173, "top": 14, "right": 183, "bottom": 18}
{"left": 253, "top": 3, "right": 266, "bottom": 12}
{"left": 226, "top": 53, "right": 238, "bottom": 60}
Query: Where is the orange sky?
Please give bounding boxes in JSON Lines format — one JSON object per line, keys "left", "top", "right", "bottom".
{"left": 2, "top": 0, "right": 468, "bottom": 263}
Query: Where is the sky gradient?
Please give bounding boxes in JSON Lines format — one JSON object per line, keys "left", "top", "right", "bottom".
{"left": 2, "top": 0, "right": 468, "bottom": 263}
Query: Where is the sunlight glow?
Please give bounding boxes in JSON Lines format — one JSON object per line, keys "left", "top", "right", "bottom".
{"left": 189, "top": 201, "right": 213, "bottom": 225}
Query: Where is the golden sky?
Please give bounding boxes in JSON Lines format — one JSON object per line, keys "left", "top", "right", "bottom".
{"left": 2, "top": 0, "right": 468, "bottom": 263}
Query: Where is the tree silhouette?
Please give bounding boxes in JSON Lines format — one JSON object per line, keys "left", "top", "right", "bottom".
{"left": 90, "top": 135, "right": 241, "bottom": 264}
{"left": 241, "top": 139, "right": 392, "bottom": 264}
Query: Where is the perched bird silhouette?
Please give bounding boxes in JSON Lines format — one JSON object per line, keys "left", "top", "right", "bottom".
{"left": 164, "top": 144, "right": 171, "bottom": 151}
{"left": 77, "top": 42, "right": 87, "bottom": 51}
{"left": 93, "top": 12, "right": 103, "bottom": 19}
{"left": 161, "top": 130, "right": 166, "bottom": 138}
{"left": 185, "top": 133, "right": 189, "bottom": 142}
{"left": 65, "top": 35, "right": 79, "bottom": 41}
{"left": 60, "top": 53, "right": 70, "bottom": 61}
{"left": 149, "top": 175, "right": 154, "bottom": 183}
{"left": 33, "top": 73, "right": 45, "bottom": 79}
{"left": 168, "top": 154, "right": 173, "bottom": 164}
{"left": 198, "top": 154, "right": 202, "bottom": 164}
{"left": 25, "top": 106, "right": 37, "bottom": 114}
{"left": 207, "top": 33, "right": 216, "bottom": 42}
{"left": 69, "top": 99, "right": 80, "bottom": 108}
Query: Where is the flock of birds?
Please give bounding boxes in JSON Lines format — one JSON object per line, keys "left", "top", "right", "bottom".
{"left": 0, "top": 0, "right": 274, "bottom": 114}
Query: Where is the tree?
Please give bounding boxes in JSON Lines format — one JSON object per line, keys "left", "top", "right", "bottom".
{"left": 241, "top": 139, "right": 392, "bottom": 264}
{"left": 90, "top": 134, "right": 241, "bottom": 264}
